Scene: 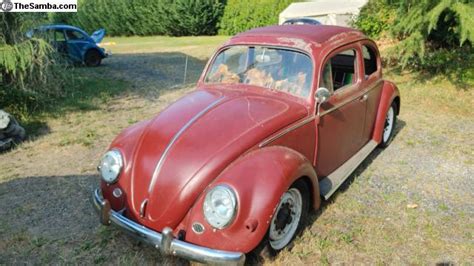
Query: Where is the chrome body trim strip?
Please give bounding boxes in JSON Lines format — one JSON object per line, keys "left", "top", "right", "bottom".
{"left": 139, "top": 199, "right": 148, "bottom": 218}
{"left": 92, "top": 189, "right": 245, "bottom": 265}
{"left": 148, "top": 97, "right": 225, "bottom": 193}
{"left": 319, "top": 79, "right": 382, "bottom": 117}
{"left": 258, "top": 80, "right": 383, "bottom": 148}
{"left": 259, "top": 116, "right": 316, "bottom": 148}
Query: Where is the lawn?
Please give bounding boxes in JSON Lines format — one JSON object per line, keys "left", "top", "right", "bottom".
{"left": 0, "top": 36, "right": 472, "bottom": 265}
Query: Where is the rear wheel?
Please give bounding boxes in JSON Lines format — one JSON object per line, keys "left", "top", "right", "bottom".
{"left": 379, "top": 102, "right": 397, "bottom": 148}
{"left": 84, "top": 49, "right": 102, "bottom": 67}
{"left": 252, "top": 179, "right": 310, "bottom": 261}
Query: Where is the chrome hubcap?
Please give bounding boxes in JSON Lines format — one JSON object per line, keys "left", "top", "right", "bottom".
{"left": 269, "top": 188, "right": 302, "bottom": 250}
{"left": 383, "top": 106, "right": 394, "bottom": 143}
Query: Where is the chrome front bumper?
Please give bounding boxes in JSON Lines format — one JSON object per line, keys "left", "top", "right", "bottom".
{"left": 92, "top": 189, "right": 245, "bottom": 265}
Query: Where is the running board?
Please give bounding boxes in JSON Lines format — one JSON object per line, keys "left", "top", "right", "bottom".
{"left": 319, "top": 140, "right": 378, "bottom": 200}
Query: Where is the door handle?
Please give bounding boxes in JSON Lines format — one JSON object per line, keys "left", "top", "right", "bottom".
{"left": 359, "top": 94, "right": 368, "bottom": 102}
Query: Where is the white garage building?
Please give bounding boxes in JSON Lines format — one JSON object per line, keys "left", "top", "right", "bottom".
{"left": 279, "top": 0, "right": 368, "bottom": 27}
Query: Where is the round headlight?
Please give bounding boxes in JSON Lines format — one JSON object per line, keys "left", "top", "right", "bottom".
{"left": 98, "top": 150, "right": 123, "bottom": 184}
{"left": 203, "top": 185, "right": 237, "bottom": 229}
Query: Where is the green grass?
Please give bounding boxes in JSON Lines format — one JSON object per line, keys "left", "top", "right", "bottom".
{"left": 101, "top": 35, "right": 229, "bottom": 59}
{"left": 8, "top": 68, "right": 129, "bottom": 138}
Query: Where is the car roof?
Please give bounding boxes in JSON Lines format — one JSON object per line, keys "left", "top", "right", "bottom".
{"left": 232, "top": 25, "right": 365, "bottom": 48}
{"left": 284, "top": 17, "right": 321, "bottom": 25}
{"left": 37, "top": 24, "right": 88, "bottom": 34}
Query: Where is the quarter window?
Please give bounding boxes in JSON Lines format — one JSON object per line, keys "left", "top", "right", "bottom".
{"left": 362, "top": 45, "right": 377, "bottom": 77}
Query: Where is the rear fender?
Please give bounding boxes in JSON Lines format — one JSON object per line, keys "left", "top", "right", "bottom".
{"left": 373, "top": 80, "right": 400, "bottom": 143}
{"left": 177, "top": 146, "right": 320, "bottom": 253}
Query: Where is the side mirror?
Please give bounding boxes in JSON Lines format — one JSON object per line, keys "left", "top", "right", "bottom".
{"left": 315, "top": 87, "right": 330, "bottom": 104}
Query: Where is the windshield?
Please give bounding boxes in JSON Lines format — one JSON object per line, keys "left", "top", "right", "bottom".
{"left": 205, "top": 46, "right": 313, "bottom": 98}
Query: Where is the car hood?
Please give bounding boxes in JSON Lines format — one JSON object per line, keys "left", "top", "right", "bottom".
{"left": 123, "top": 88, "right": 308, "bottom": 229}
{"left": 90, "top": 29, "right": 105, "bottom": 43}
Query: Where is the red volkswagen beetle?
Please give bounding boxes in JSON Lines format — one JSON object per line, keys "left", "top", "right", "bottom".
{"left": 93, "top": 25, "right": 400, "bottom": 264}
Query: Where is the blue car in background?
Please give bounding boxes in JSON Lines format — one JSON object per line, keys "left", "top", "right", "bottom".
{"left": 27, "top": 25, "right": 109, "bottom": 67}
{"left": 282, "top": 17, "right": 322, "bottom": 26}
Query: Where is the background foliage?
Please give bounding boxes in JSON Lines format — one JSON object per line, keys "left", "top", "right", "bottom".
{"left": 354, "top": 0, "right": 473, "bottom": 80}
{"left": 352, "top": 0, "right": 395, "bottom": 39}
{"left": 218, "top": 0, "right": 294, "bottom": 35}
{"left": 51, "top": 0, "right": 225, "bottom": 36}
{"left": 0, "top": 13, "right": 69, "bottom": 119}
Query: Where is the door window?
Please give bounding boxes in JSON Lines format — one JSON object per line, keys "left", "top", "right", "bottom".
{"left": 65, "top": 30, "right": 86, "bottom": 41}
{"left": 320, "top": 49, "right": 357, "bottom": 92}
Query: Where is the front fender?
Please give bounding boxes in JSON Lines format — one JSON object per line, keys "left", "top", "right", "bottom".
{"left": 176, "top": 146, "right": 320, "bottom": 253}
{"left": 373, "top": 80, "right": 400, "bottom": 143}
{"left": 100, "top": 120, "right": 151, "bottom": 210}
{"left": 81, "top": 44, "right": 106, "bottom": 60}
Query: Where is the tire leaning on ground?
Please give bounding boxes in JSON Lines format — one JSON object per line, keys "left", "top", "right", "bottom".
{"left": 84, "top": 49, "right": 102, "bottom": 67}
{"left": 252, "top": 179, "right": 310, "bottom": 261}
{"left": 379, "top": 101, "right": 398, "bottom": 148}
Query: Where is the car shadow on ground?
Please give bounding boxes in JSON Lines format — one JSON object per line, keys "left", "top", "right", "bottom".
{"left": 246, "top": 120, "right": 407, "bottom": 265}
{"left": 302, "top": 119, "right": 407, "bottom": 237}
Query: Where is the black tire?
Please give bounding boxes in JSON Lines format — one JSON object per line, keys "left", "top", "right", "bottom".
{"left": 84, "top": 49, "right": 102, "bottom": 67}
{"left": 251, "top": 179, "right": 310, "bottom": 262}
{"left": 379, "top": 101, "right": 398, "bottom": 148}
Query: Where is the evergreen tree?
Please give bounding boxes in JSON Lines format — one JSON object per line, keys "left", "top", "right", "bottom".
{"left": 354, "top": 0, "right": 473, "bottom": 75}
{"left": 390, "top": 0, "right": 473, "bottom": 68}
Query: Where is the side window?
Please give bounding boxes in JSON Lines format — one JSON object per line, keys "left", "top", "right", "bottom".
{"left": 54, "top": 30, "right": 66, "bottom": 42}
{"left": 65, "top": 30, "right": 86, "bottom": 41}
{"left": 320, "top": 49, "right": 357, "bottom": 92}
{"left": 362, "top": 45, "right": 378, "bottom": 77}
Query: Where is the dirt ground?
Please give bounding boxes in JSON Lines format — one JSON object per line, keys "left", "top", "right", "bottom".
{"left": 0, "top": 36, "right": 473, "bottom": 265}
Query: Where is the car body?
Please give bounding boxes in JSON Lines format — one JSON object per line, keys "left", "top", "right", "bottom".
{"left": 26, "top": 24, "right": 109, "bottom": 66}
{"left": 93, "top": 25, "right": 400, "bottom": 264}
{"left": 282, "top": 17, "right": 322, "bottom": 25}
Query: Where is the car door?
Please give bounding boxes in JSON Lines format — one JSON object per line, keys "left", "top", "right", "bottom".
{"left": 65, "top": 29, "right": 89, "bottom": 62}
{"left": 53, "top": 29, "right": 68, "bottom": 55}
{"left": 315, "top": 44, "right": 367, "bottom": 177}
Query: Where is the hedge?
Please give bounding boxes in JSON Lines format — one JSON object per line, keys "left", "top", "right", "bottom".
{"left": 218, "top": 0, "right": 294, "bottom": 36}
{"left": 50, "top": 0, "right": 225, "bottom": 36}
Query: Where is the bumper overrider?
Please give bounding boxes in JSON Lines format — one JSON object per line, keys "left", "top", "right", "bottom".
{"left": 92, "top": 189, "right": 245, "bottom": 265}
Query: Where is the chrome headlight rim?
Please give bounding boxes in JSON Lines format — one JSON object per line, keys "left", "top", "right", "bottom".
{"left": 98, "top": 149, "right": 123, "bottom": 184}
{"left": 203, "top": 184, "right": 238, "bottom": 229}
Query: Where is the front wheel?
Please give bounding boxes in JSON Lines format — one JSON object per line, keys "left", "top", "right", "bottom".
{"left": 253, "top": 179, "right": 310, "bottom": 260}
{"left": 379, "top": 102, "right": 397, "bottom": 148}
{"left": 84, "top": 49, "right": 102, "bottom": 67}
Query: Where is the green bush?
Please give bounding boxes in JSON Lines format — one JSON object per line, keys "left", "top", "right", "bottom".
{"left": 50, "top": 0, "right": 225, "bottom": 36}
{"left": 1, "top": 13, "right": 69, "bottom": 119}
{"left": 352, "top": 0, "right": 395, "bottom": 39}
{"left": 353, "top": 0, "right": 473, "bottom": 80}
{"left": 218, "top": 0, "right": 294, "bottom": 36}
{"left": 389, "top": 0, "right": 473, "bottom": 69}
